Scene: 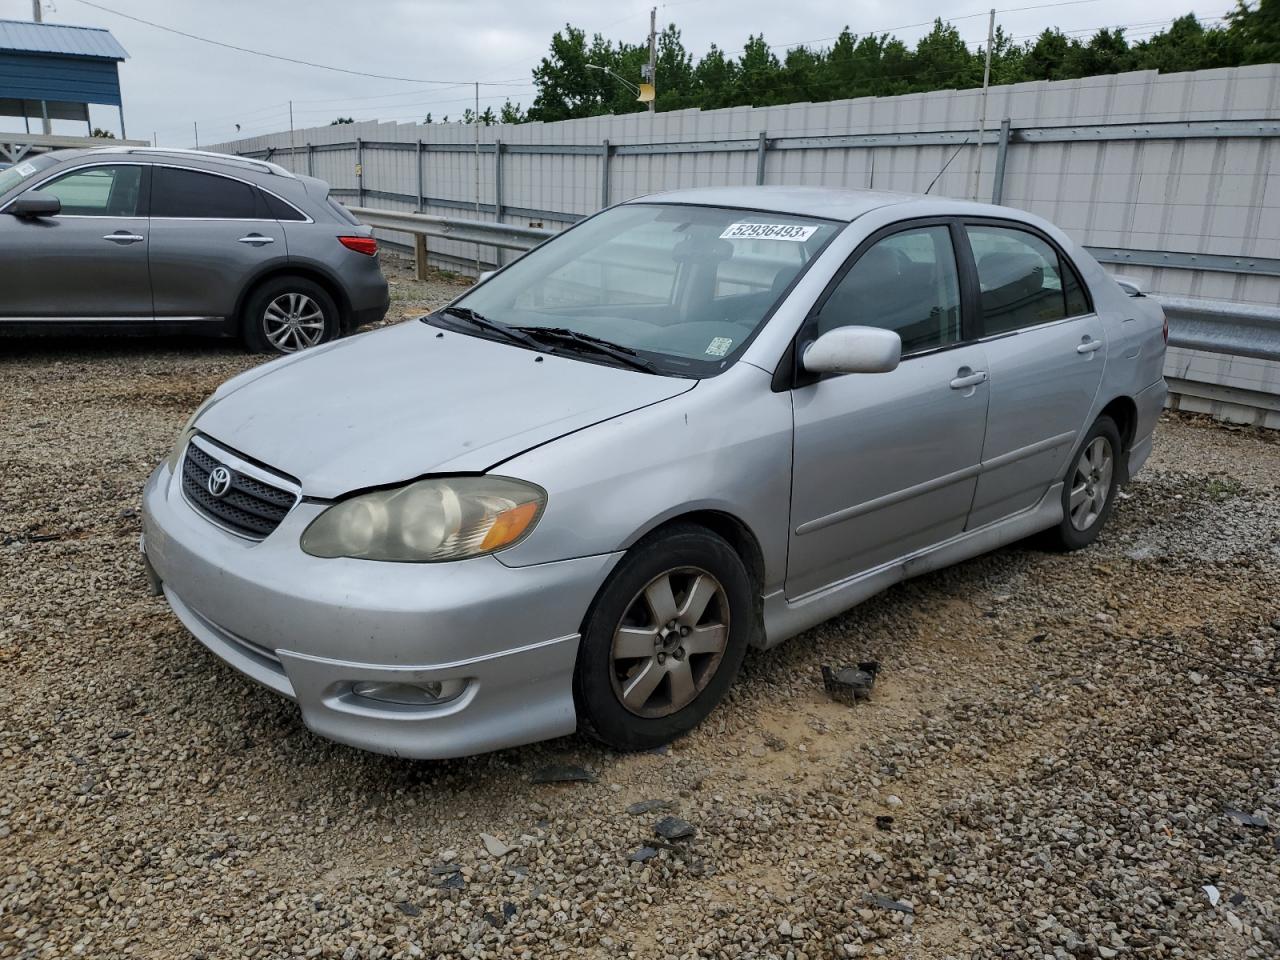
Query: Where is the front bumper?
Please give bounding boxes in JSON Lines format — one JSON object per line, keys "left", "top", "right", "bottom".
{"left": 141, "top": 461, "right": 620, "bottom": 759}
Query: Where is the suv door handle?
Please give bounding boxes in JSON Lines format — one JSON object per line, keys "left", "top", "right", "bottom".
{"left": 237, "top": 234, "right": 275, "bottom": 245}
{"left": 102, "top": 232, "right": 144, "bottom": 244}
{"left": 950, "top": 370, "right": 988, "bottom": 389}
{"left": 1076, "top": 338, "right": 1103, "bottom": 354}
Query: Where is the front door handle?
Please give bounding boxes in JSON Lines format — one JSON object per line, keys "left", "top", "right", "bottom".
{"left": 950, "top": 370, "right": 989, "bottom": 389}
{"left": 237, "top": 234, "right": 275, "bottom": 246}
{"left": 102, "top": 231, "right": 144, "bottom": 244}
{"left": 1076, "top": 338, "right": 1103, "bottom": 354}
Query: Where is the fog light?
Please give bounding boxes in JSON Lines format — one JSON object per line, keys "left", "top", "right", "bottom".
{"left": 350, "top": 679, "right": 466, "bottom": 706}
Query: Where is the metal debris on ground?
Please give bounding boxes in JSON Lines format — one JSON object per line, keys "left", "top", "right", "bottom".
{"left": 1224, "top": 806, "right": 1271, "bottom": 830}
{"left": 530, "top": 764, "right": 595, "bottom": 784}
{"left": 625, "top": 798, "right": 674, "bottom": 816}
{"left": 822, "top": 661, "right": 880, "bottom": 704}
{"left": 863, "top": 893, "right": 915, "bottom": 914}
{"left": 654, "top": 816, "right": 696, "bottom": 840}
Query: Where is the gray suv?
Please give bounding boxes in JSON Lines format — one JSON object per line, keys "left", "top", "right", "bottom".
{"left": 0, "top": 148, "right": 389, "bottom": 353}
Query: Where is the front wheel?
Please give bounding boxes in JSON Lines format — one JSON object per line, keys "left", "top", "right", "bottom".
{"left": 1043, "top": 415, "right": 1122, "bottom": 551}
{"left": 573, "top": 524, "right": 753, "bottom": 751}
{"left": 242, "top": 276, "right": 339, "bottom": 355}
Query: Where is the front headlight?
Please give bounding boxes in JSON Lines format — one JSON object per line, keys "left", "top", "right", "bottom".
{"left": 166, "top": 395, "right": 218, "bottom": 473}
{"left": 300, "top": 476, "right": 545, "bottom": 562}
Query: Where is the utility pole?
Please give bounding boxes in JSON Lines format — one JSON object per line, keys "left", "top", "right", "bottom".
{"left": 32, "top": 0, "right": 41, "bottom": 22}
{"left": 474, "top": 81, "right": 481, "bottom": 276}
{"left": 289, "top": 100, "right": 296, "bottom": 153}
{"left": 33, "top": 2, "right": 52, "bottom": 133}
{"left": 193, "top": 121, "right": 199, "bottom": 149}
{"left": 971, "top": 8, "right": 995, "bottom": 201}
{"left": 646, "top": 7, "right": 657, "bottom": 115}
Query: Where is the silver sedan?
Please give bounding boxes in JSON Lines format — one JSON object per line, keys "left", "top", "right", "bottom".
{"left": 141, "top": 186, "right": 1168, "bottom": 758}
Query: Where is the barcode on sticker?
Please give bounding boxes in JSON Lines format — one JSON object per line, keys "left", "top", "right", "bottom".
{"left": 720, "top": 222, "right": 817, "bottom": 242}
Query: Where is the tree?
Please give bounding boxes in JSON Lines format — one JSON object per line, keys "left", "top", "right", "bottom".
{"left": 1022, "top": 28, "right": 1074, "bottom": 80}
{"left": 90, "top": 127, "right": 116, "bottom": 139}
{"left": 330, "top": 117, "right": 354, "bottom": 125}
{"left": 1229, "top": 0, "right": 1280, "bottom": 63}
{"left": 913, "top": 19, "right": 980, "bottom": 90}
{"left": 499, "top": 101, "right": 526, "bottom": 124}
{"left": 423, "top": 112, "right": 433, "bottom": 124}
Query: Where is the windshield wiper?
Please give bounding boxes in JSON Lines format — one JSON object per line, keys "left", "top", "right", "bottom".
{"left": 438, "top": 306, "right": 545, "bottom": 351}
{"left": 514, "top": 326, "right": 657, "bottom": 373}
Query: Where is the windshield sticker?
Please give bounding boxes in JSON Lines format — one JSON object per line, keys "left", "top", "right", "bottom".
{"left": 705, "top": 336, "right": 734, "bottom": 357}
{"left": 720, "top": 222, "right": 818, "bottom": 242}
{"left": 15, "top": 162, "right": 37, "bottom": 177}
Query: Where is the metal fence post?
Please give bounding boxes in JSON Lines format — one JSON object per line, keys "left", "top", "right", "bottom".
{"left": 991, "top": 118, "right": 1011, "bottom": 205}
{"left": 756, "top": 131, "right": 768, "bottom": 185}
{"left": 600, "top": 139, "right": 611, "bottom": 209}
{"left": 306, "top": 142, "right": 313, "bottom": 177}
{"left": 414, "top": 233, "right": 429, "bottom": 281}
{"left": 494, "top": 140, "right": 505, "bottom": 267}
{"left": 415, "top": 139, "right": 424, "bottom": 213}
{"left": 355, "top": 137, "right": 365, "bottom": 207}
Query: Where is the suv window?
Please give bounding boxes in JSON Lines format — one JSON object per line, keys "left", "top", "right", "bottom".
{"left": 261, "top": 190, "right": 306, "bottom": 221}
{"left": 815, "top": 225, "right": 962, "bottom": 355}
{"left": 151, "top": 167, "right": 258, "bottom": 219}
{"left": 966, "top": 225, "right": 1089, "bottom": 335}
{"left": 37, "top": 164, "right": 143, "bottom": 217}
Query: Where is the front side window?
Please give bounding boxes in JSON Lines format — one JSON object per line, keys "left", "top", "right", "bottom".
{"left": 967, "top": 225, "right": 1089, "bottom": 336}
{"left": 449, "top": 203, "right": 841, "bottom": 376}
{"left": 0, "top": 153, "right": 60, "bottom": 197}
{"left": 814, "top": 225, "right": 962, "bottom": 355}
{"left": 151, "top": 167, "right": 258, "bottom": 219}
{"left": 36, "top": 164, "right": 143, "bottom": 217}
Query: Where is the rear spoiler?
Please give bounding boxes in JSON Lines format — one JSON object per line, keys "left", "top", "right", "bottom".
{"left": 1111, "top": 275, "right": 1144, "bottom": 298}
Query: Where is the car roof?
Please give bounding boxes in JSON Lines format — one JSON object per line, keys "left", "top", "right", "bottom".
{"left": 627, "top": 185, "right": 1031, "bottom": 225}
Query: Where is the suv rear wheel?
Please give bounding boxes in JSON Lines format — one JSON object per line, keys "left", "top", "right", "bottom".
{"left": 242, "top": 276, "right": 339, "bottom": 355}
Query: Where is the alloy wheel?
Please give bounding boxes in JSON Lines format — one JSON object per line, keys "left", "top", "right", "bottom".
{"left": 609, "top": 567, "right": 730, "bottom": 718}
{"left": 263, "top": 292, "right": 325, "bottom": 353}
{"left": 1069, "top": 435, "right": 1114, "bottom": 531}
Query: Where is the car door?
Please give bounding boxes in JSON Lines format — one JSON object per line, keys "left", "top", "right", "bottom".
{"left": 0, "top": 162, "right": 151, "bottom": 319}
{"left": 960, "top": 222, "right": 1106, "bottom": 529}
{"left": 786, "top": 221, "right": 990, "bottom": 599}
{"left": 146, "top": 165, "right": 287, "bottom": 321}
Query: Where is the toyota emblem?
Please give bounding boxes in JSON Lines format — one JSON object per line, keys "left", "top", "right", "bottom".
{"left": 207, "top": 465, "right": 233, "bottom": 498}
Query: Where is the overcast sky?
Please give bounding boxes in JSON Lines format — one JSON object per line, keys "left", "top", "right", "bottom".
{"left": 2, "top": 0, "right": 1231, "bottom": 145}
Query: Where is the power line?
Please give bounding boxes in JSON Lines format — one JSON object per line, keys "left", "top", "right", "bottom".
{"left": 65, "top": 0, "right": 520, "bottom": 86}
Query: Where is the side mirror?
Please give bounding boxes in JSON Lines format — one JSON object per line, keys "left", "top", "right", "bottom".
{"left": 9, "top": 193, "right": 61, "bottom": 219}
{"left": 802, "top": 326, "right": 902, "bottom": 376}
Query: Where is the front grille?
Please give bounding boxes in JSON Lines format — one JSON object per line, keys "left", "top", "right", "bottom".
{"left": 181, "top": 440, "right": 297, "bottom": 539}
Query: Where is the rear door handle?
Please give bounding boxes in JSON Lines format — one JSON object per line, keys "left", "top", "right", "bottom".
{"left": 949, "top": 371, "right": 988, "bottom": 389}
{"left": 1076, "top": 339, "right": 1103, "bottom": 354}
{"left": 237, "top": 234, "right": 275, "bottom": 246}
{"left": 102, "top": 232, "right": 144, "bottom": 244}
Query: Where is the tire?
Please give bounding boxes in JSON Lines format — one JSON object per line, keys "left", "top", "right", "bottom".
{"left": 1042, "top": 415, "right": 1123, "bottom": 551}
{"left": 573, "top": 524, "right": 753, "bottom": 751}
{"left": 241, "top": 276, "right": 340, "bottom": 355}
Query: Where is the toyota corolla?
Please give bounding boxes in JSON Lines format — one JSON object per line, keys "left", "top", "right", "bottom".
{"left": 141, "top": 186, "right": 1168, "bottom": 758}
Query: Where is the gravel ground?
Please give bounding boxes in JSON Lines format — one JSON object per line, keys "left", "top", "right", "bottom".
{"left": 3, "top": 257, "right": 1278, "bottom": 959}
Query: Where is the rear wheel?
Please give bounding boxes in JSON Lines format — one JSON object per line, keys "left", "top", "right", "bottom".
{"left": 574, "top": 525, "right": 752, "bottom": 751}
{"left": 1043, "top": 415, "right": 1122, "bottom": 551}
{"left": 242, "top": 276, "right": 339, "bottom": 355}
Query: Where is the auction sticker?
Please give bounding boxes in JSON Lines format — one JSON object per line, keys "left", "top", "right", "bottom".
{"left": 720, "top": 222, "right": 817, "bottom": 242}
{"left": 15, "top": 162, "right": 37, "bottom": 177}
{"left": 705, "top": 336, "right": 734, "bottom": 357}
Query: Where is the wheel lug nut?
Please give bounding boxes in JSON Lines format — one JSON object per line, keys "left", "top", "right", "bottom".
{"left": 679, "top": 626, "right": 690, "bottom": 637}
{"left": 674, "top": 648, "right": 684, "bottom": 660}
{"left": 656, "top": 653, "right": 666, "bottom": 664}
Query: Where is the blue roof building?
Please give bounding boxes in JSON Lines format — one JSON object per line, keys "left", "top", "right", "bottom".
{"left": 0, "top": 19, "right": 130, "bottom": 138}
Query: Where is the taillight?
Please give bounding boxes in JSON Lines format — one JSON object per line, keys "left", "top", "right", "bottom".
{"left": 338, "top": 235, "right": 378, "bottom": 256}
{"left": 1162, "top": 315, "right": 1169, "bottom": 344}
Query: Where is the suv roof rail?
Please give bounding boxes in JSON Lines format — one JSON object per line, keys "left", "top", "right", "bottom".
{"left": 91, "top": 146, "right": 296, "bottom": 178}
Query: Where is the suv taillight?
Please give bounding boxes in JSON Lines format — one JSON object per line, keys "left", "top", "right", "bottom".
{"left": 339, "top": 235, "right": 378, "bottom": 256}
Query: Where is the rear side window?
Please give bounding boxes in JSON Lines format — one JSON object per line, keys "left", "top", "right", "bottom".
{"left": 967, "top": 225, "right": 1091, "bottom": 335}
{"left": 815, "top": 225, "right": 962, "bottom": 355}
{"left": 151, "top": 167, "right": 258, "bottom": 219}
{"left": 261, "top": 190, "right": 306, "bottom": 221}
{"left": 37, "top": 164, "right": 143, "bottom": 217}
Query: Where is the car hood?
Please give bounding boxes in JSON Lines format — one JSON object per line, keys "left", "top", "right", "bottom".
{"left": 195, "top": 320, "right": 696, "bottom": 499}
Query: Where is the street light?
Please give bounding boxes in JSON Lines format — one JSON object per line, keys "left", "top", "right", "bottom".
{"left": 585, "top": 63, "right": 642, "bottom": 98}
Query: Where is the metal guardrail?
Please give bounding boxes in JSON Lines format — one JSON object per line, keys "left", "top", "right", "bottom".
{"left": 348, "top": 206, "right": 552, "bottom": 252}
{"left": 351, "top": 205, "right": 1280, "bottom": 365}
{"left": 1155, "top": 294, "right": 1280, "bottom": 363}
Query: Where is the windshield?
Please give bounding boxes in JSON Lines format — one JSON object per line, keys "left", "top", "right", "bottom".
{"left": 0, "top": 154, "right": 60, "bottom": 198}
{"left": 447, "top": 203, "right": 841, "bottom": 376}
